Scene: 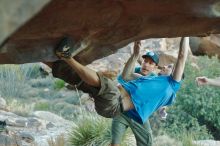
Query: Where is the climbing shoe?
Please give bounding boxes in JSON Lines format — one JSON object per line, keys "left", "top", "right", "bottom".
{"left": 55, "top": 37, "right": 81, "bottom": 59}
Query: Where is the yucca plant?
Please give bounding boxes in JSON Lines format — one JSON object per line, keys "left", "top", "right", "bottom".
{"left": 68, "top": 113, "right": 111, "bottom": 146}
{"left": 68, "top": 112, "right": 135, "bottom": 146}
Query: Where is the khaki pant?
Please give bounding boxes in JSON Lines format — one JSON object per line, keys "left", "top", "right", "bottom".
{"left": 112, "top": 113, "right": 152, "bottom": 146}
{"left": 52, "top": 60, "right": 123, "bottom": 118}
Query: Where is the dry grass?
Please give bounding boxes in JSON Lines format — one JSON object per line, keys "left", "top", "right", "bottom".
{"left": 47, "top": 134, "right": 66, "bottom": 146}
{"left": 7, "top": 99, "right": 34, "bottom": 117}
{"left": 153, "top": 135, "right": 182, "bottom": 146}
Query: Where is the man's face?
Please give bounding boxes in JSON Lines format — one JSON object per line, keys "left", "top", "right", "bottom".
{"left": 140, "top": 57, "right": 157, "bottom": 76}
{"left": 159, "top": 64, "right": 173, "bottom": 75}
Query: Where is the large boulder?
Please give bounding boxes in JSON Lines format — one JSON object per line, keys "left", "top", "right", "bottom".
{"left": 0, "top": 0, "right": 51, "bottom": 47}
{"left": 0, "top": 0, "right": 220, "bottom": 64}
{"left": 190, "top": 34, "right": 220, "bottom": 58}
{"left": 0, "top": 110, "right": 74, "bottom": 146}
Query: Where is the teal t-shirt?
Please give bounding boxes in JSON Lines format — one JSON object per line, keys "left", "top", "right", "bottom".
{"left": 124, "top": 67, "right": 157, "bottom": 123}
{"left": 118, "top": 73, "right": 181, "bottom": 124}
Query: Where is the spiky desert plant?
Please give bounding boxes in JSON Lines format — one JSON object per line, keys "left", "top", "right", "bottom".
{"left": 68, "top": 113, "right": 111, "bottom": 146}
{"left": 68, "top": 112, "right": 135, "bottom": 146}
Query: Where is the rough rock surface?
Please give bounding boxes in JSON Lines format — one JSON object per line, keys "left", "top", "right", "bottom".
{"left": 88, "top": 38, "right": 181, "bottom": 76}
{"left": 1, "top": 0, "right": 220, "bottom": 64}
{"left": 0, "top": 0, "right": 50, "bottom": 46}
{"left": 193, "top": 140, "right": 220, "bottom": 146}
{"left": 0, "top": 110, "right": 74, "bottom": 146}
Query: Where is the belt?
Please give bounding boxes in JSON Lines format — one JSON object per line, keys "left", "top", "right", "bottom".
{"left": 119, "top": 96, "right": 124, "bottom": 112}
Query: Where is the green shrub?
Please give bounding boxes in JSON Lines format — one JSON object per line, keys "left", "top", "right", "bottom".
{"left": 150, "top": 56, "right": 220, "bottom": 140}
{"left": 161, "top": 109, "right": 212, "bottom": 140}
{"left": 175, "top": 56, "right": 220, "bottom": 139}
{"left": 53, "top": 79, "right": 65, "bottom": 90}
